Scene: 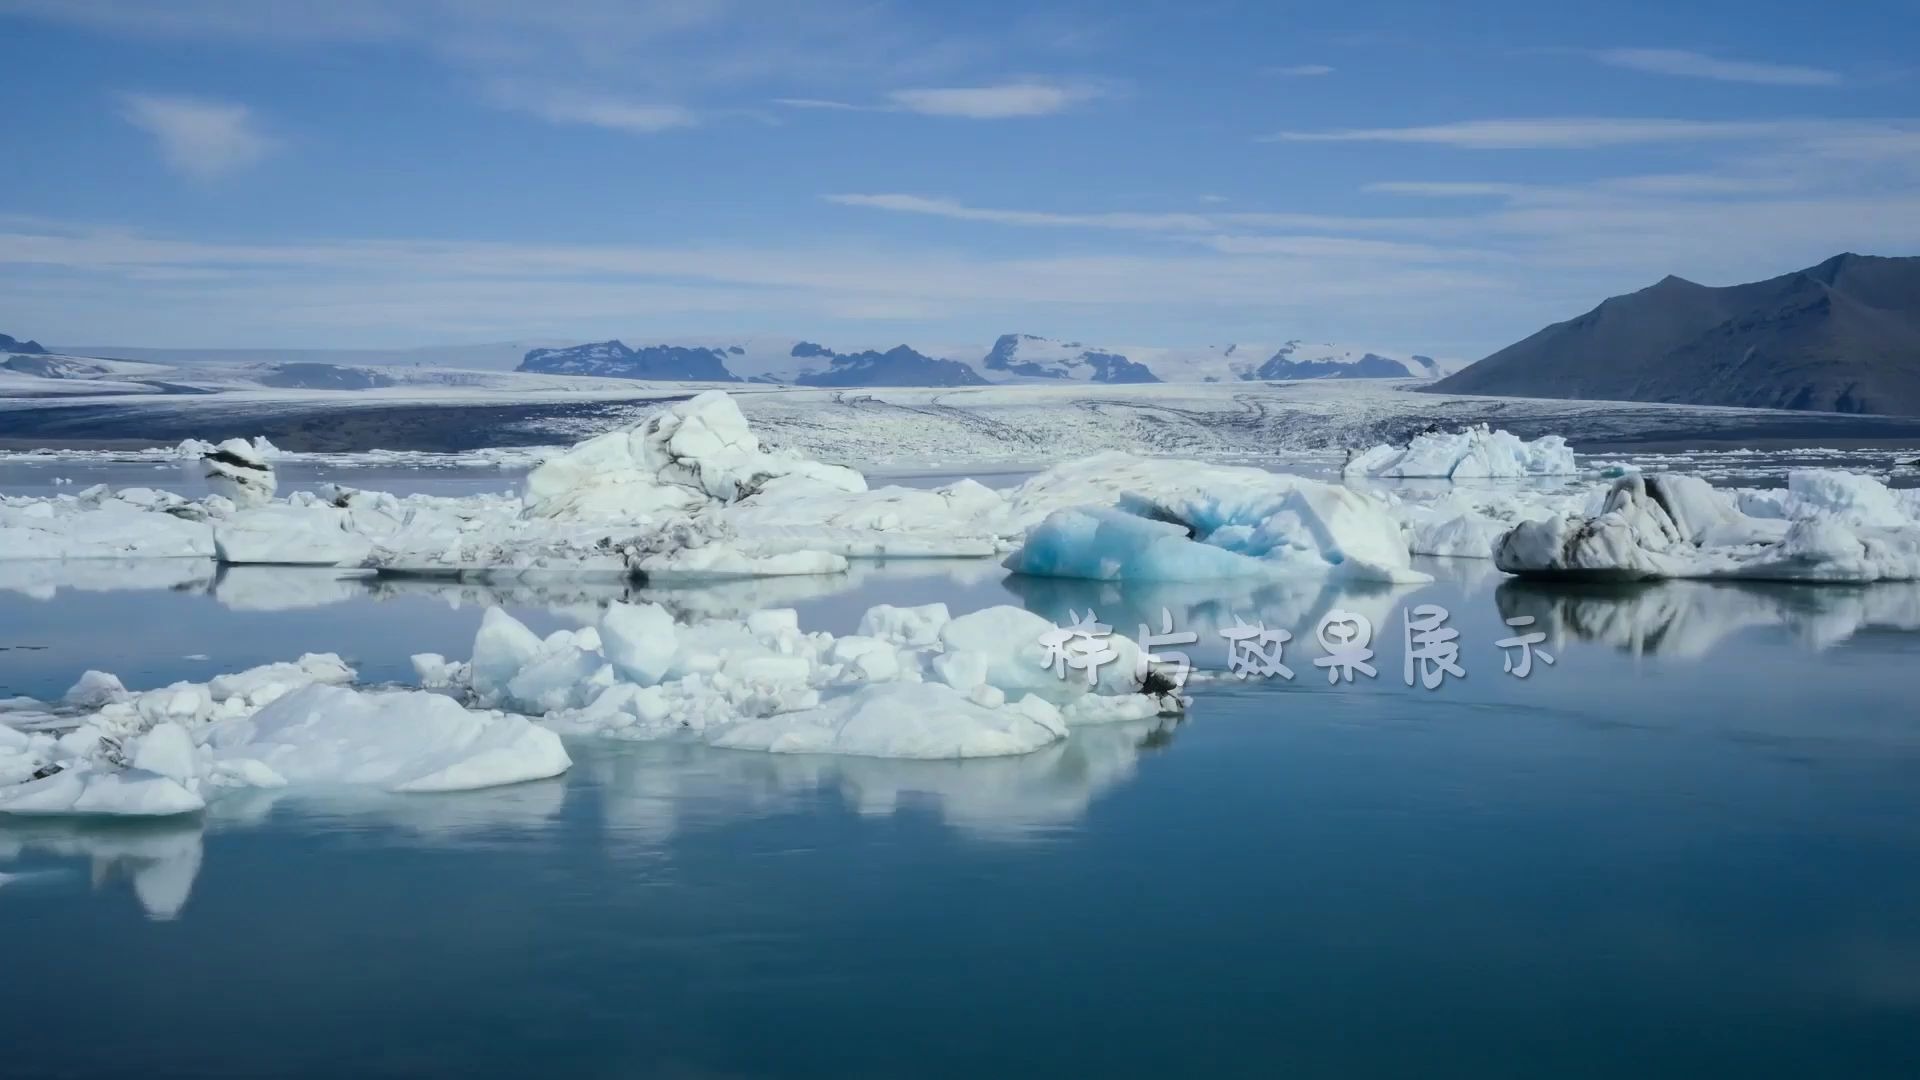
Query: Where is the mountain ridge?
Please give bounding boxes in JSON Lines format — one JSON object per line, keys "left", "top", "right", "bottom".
{"left": 509, "top": 334, "right": 1459, "bottom": 386}
{"left": 1431, "top": 253, "right": 1920, "bottom": 415}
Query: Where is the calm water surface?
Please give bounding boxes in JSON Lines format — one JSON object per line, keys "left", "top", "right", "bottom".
{"left": 4, "top": 466, "right": 1920, "bottom": 1078}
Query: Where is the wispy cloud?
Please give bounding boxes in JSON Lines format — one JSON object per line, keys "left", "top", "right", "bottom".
{"left": 769, "top": 97, "right": 872, "bottom": 112}
{"left": 0, "top": 217, "right": 1513, "bottom": 350}
{"left": 1265, "top": 117, "right": 1851, "bottom": 149}
{"left": 491, "top": 85, "right": 699, "bottom": 134}
{"left": 1361, "top": 181, "right": 1529, "bottom": 198}
{"left": 119, "top": 93, "right": 272, "bottom": 179}
{"left": 771, "top": 81, "right": 1108, "bottom": 120}
{"left": 11, "top": 1, "right": 986, "bottom": 129}
{"left": 1595, "top": 48, "right": 1841, "bottom": 86}
{"left": 1266, "top": 64, "right": 1333, "bottom": 77}
{"left": 825, "top": 193, "right": 1214, "bottom": 230}
{"left": 887, "top": 81, "right": 1102, "bottom": 118}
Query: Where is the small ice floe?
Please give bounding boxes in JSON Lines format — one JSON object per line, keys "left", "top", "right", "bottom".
{"left": 1493, "top": 470, "right": 1920, "bottom": 583}
{"left": 1343, "top": 424, "right": 1577, "bottom": 479}
{"left": 0, "top": 653, "right": 570, "bottom": 818}
{"left": 200, "top": 437, "right": 278, "bottom": 508}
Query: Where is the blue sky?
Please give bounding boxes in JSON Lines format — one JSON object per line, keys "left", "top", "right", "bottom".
{"left": 1, "top": 0, "right": 1916, "bottom": 357}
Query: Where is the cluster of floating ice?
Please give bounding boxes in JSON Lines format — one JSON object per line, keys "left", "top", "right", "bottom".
{"left": 429, "top": 600, "right": 1177, "bottom": 759}
{"left": 0, "top": 654, "right": 572, "bottom": 817}
{"left": 4, "top": 394, "right": 1917, "bottom": 587}
{"left": 0, "top": 595, "right": 1179, "bottom": 817}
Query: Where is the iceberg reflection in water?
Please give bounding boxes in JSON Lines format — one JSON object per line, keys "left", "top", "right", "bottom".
{"left": 1497, "top": 578, "right": 1920, "bottom": 657}
{"left": 0, "top": 719, "right": 1178, "bottom": 920}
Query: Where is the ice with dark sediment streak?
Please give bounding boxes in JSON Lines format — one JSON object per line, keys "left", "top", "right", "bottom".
{"left": 1493, "top": 470, "right": 1920, "bottom": 583}
{"left": 199, "top": 437, "right": 278, "bottom": 508}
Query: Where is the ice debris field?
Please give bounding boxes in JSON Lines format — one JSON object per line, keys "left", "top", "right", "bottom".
{"left": 8, "top": 390, "right": 1920, "bottom": 816}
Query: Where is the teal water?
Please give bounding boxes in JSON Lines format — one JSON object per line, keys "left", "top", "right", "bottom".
{"left": 5, "top": 550, "right": 1920, "bottom": 1078}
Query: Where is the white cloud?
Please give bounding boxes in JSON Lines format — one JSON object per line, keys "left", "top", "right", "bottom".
{"left": 769, "top": 97, "right": 872, "bottom": 111}
{"left": 825, "top": 193, "right": 1215, "bottom": 230}
{"left": 887, "top": 81, "right": 1100, "bottom": 118}
{"left": 491, "top": 85, "right": 698, "bottom": 134}
{"left": 1265, "top": 117, "right": 1859, "bottom": 149}
{"left": 119, "top": 93, "right": 272, "bottom": 179}
{"left": 1362, "top": 181, "right": 1529, "bottom": 198}
{"left": 1267, "top": 64, "right": 1333, "bottom": 77}
{"left": 8, "top": 1, "right": 986, "bottom": 129}
{"left": 1595, "top": 48, "right": 1841, "bottom": 87}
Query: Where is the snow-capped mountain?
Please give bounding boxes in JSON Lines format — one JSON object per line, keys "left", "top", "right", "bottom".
{"left": 3, "top": 328, "right": 1466, "bottom": 395}
{"left": 519, "top": 341, "right": 743, "bottom": 381}
{"left": 514, "top": 338, "right": 986, "bottom": 387}
{"left": 982, "top": 334, "right": 1160, "bottom": 383}
{"left": 789, "top": 344, "right": 987, "bottom": 387}
{"left": 509, "top": 334, "right": 1463, "bottom": 386}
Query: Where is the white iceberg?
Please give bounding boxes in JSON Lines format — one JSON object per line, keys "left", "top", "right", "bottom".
{"left": 1343, "top": 424, "right": 1577, "bottom": 479}
{"left": 1000, "top": 457, "right": 1427, "bottom": 583}
{"left": 0, "top": 653, "right": 571, "bottom": 817}
{"left": 457, "top": 600, "right": 1180, "bottom": 759}
{"left": 523, "top": 390, "right": 865, "bottom": 518}
{"left": 0, "top": 487, "right": 216, "bottom": 561}
{"left": 204, "top": 684, "right": 573, "bottom": 793}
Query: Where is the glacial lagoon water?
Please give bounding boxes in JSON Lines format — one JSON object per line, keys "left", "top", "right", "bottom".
{"left": 5, "top": 466, "right": 1920, "bottom": 1077}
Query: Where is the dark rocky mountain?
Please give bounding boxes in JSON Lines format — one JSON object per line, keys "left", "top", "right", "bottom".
{"left": 983, "top": 333, "right": 1161, "bottom": 383}
{"left": 517, "top": 341, "right": 742, "bottom": 381}
{"left": 1431, "top": 253, "right": 1920, "bottom": 415}
{"left": 1, "top": 332, "right": 48, "bottom": 354}
{"left": 794, "top": 345, "right": 988, "bottom": 387}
